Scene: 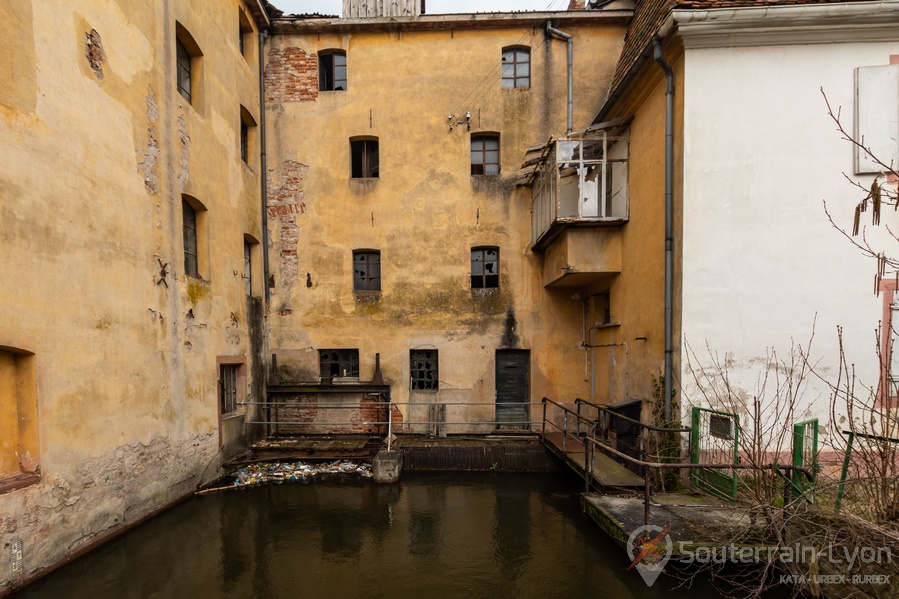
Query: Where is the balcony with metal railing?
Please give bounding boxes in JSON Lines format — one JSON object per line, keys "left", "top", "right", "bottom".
{"left": 519, "top": 117, "right": 630, "bottom": 253}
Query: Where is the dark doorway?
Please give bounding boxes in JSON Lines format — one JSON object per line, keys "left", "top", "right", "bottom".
{"left": 495, "top": 350, "right": 530, "bottom": 427}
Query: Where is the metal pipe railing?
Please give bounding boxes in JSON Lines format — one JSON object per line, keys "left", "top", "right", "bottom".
{"left": 584, "top": 436, "right": 815, "bottom": 527}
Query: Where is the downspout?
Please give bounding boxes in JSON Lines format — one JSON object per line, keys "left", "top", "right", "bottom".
{"left": 652, "top": 36, "right": 674, "bottom": 422}
{"left": 258, "top": 29, "right": 271, "bottom": 304}
{"left": 545, "top": 21, "right": 573, "bottom": 135}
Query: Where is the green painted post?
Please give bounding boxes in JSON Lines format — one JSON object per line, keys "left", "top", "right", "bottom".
{"left": 731, "top": 415, "right": 740, "bottom": 500}
{"left": 690, "top": 407, "right": 700, "bottom": 487}
{"left": 835, "top": 432, "right": 855, "bottom": 512}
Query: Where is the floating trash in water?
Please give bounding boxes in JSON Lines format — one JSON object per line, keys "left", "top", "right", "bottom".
{"left": 226, "top": 460, "right": 373, "bottom": 490}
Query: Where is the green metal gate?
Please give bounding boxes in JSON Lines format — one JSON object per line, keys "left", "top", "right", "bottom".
{"left": 791, "top": 418, "right": 819, "bottom": 502}
{"left": 690, "top": 406, "right": 740, "bottom": 500}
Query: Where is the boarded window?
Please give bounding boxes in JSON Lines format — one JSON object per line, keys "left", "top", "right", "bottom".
{"left": 471, "top": 135, "right": 499, "bottom": 175}
{"left": 220, "top": 364, "right": 238, "bottom": 414}
{"left": 353, "top": 250, "right": 381, "bottom": 291}
{"left": 351, "top": 139, "right": 379, "bottom": 178}
{"left": 411, "top": 349, "right": 438, "bottom": 390}
{"left": 320, "top": 349, "right": 360, "bottom": 378}
{"left": 319, "top": 50, "right": 347, "bottom": 91}
{"left": 182, "top": 200, "right": 198, "bottom": 277}
{"left": 471, "top": 247, "right": 499, "bottom": 289}
{"left": 501, "top": 47, "right": 530, "bottom": 89}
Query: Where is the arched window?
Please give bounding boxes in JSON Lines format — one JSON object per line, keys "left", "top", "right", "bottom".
{"left": 319, "top": 50, "right": 347, "bottom": 91}
{"left": 175, "top": 22, "right": 203, "bottom": 106}
{"left": 501, "top": 46, "right": 530, "bottom": 89}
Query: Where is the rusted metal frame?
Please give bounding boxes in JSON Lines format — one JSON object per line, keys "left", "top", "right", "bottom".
{"left": 575, "top": 398, "right": 691, "bottom": 433}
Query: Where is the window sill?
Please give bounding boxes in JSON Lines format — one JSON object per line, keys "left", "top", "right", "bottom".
{"left": 321, "top": 377, "right": 361, "bottom": 385}
{"left": 354, "top": 290, "right": 381, "bottom": 304}
{"left": 593, "top": 321, "right": 621, "bottom": 330}
{"left": 0, "top": 472, "right": 41, "bottom": 496}
{"left": 222, "top": 411, "right": 245, "bottom": 421}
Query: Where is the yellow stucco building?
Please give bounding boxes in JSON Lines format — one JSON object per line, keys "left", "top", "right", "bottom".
{"left": 0, "top": 0, "right": 694, "bottom": 592}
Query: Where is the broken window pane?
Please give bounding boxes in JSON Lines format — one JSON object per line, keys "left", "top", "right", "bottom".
{"left": 501, "top": 47, "right": 530, "bottom": 89}
{"left": 319, "top": 349, "right": 360, "bottom": 379}
{"left": 410, "top": 349, "right": 438, "bottom": 390}
{"left": 471, "top": 135, "right": 500, "bottom": 176}
{"left": 353, "top": 250, "right": 381, "bottom": 291}
{"left": 471, "top": 247, "right": 499, "bottom": 289}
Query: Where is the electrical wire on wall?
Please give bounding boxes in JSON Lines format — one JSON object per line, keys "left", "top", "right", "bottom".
{"left": 445, "top": 0, "right": 569, "bottom": 129}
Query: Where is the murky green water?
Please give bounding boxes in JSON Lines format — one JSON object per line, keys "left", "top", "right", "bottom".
{"left": 18, "top": 472, "right": 770, "bottom": 598}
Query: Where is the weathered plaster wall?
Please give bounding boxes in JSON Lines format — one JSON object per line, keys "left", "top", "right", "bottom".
{"left": 265, "top": 19, "right": 627, "bottom": 427}
{"left": 0, "top": 0, "right": 266, "bottom": 592}
{"left": 681, "top": 40, "right": 899, "bottom": 432}
{"left": 592, "top": 46, "right": 685, "bottom": 413}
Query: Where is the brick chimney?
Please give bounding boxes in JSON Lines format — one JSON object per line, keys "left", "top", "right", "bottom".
{"left": 343, "top": 0, "right": 423, "bottom": 17}
{"left": 567, "top": 0, "right": 586, "bottom": 8}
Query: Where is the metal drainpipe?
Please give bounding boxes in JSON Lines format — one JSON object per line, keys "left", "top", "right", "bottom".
{"left": 258, "top": 29, "right": 271, "bottom": 304}
{"left": 652, "top": 36, "right": 674, "bottom": 422}
{"left": 545, "top": 21, "right": 573, "bottom": 136}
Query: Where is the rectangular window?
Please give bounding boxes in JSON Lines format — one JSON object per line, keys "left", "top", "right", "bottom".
{"left": 319, "top": 349, "right": 360, "bottom": 379}
{"left": 176, "top": 39, "right": 192, "bottom": 103}
{"left": 319, "top": 51, "right": 347, "bottom": 91}
{"left": 244, "top": 241, "right": 252, "bottom": 296}
{"left": 471, "top": 136, "right": 499, "bottom": 175}
{"left": 501, "top": 48, "right": 530, "bottom": 89}
{"left": 239, "top": 9, "right": 253, "bottom": 58}
{"left": 351, "top": 139, "right": 379, "bottom": 178}
{"left": 471, "top": 247, "right": 499, "bottom": 289}
{"left": 353, "top": 250, "right": 381, "bottom": 291}
{"left": 411, "top": 349, "right": 438, "bottom": 390}
{"left": 220, "top": 364, "right": 238, "bottom": 415}
{"left": 183, "top": 200, "right": 198, "bottom": 277}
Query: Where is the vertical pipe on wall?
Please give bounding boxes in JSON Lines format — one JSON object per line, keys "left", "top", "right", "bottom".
{"left": 652, "top": 36, "right": 675, "bottom": 422}
{"left": 545, "top": 21, "right": 573, "bottom": 135}
{"left": 258, "top": 29, "right": 271, "bottom": 304}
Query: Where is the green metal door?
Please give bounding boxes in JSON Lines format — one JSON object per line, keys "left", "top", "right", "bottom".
{"left": 496, "top": 350, "right": 529, "bottom": 426}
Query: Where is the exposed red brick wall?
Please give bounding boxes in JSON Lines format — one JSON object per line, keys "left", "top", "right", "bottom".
{"left": 265, "top": 47, "right": 318, "bottom": 104}
{"left": 267, "top": 160, "right": 308, "bottom": 291}
{"left": 568, "top": 0, "right": 586, "bottom": 9}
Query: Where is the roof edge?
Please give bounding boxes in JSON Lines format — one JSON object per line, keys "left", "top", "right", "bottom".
{"left": 270, "top": 9, "right": 633, "bottom": 34}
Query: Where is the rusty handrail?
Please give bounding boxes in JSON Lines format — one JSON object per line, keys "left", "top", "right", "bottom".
{"left": 575, "top": 398, "right": 690, "bottom": 433}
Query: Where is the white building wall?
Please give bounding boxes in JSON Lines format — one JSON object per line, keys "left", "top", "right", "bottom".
{"left": 681, "top": 39, "right": 899, "bottom": 439}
